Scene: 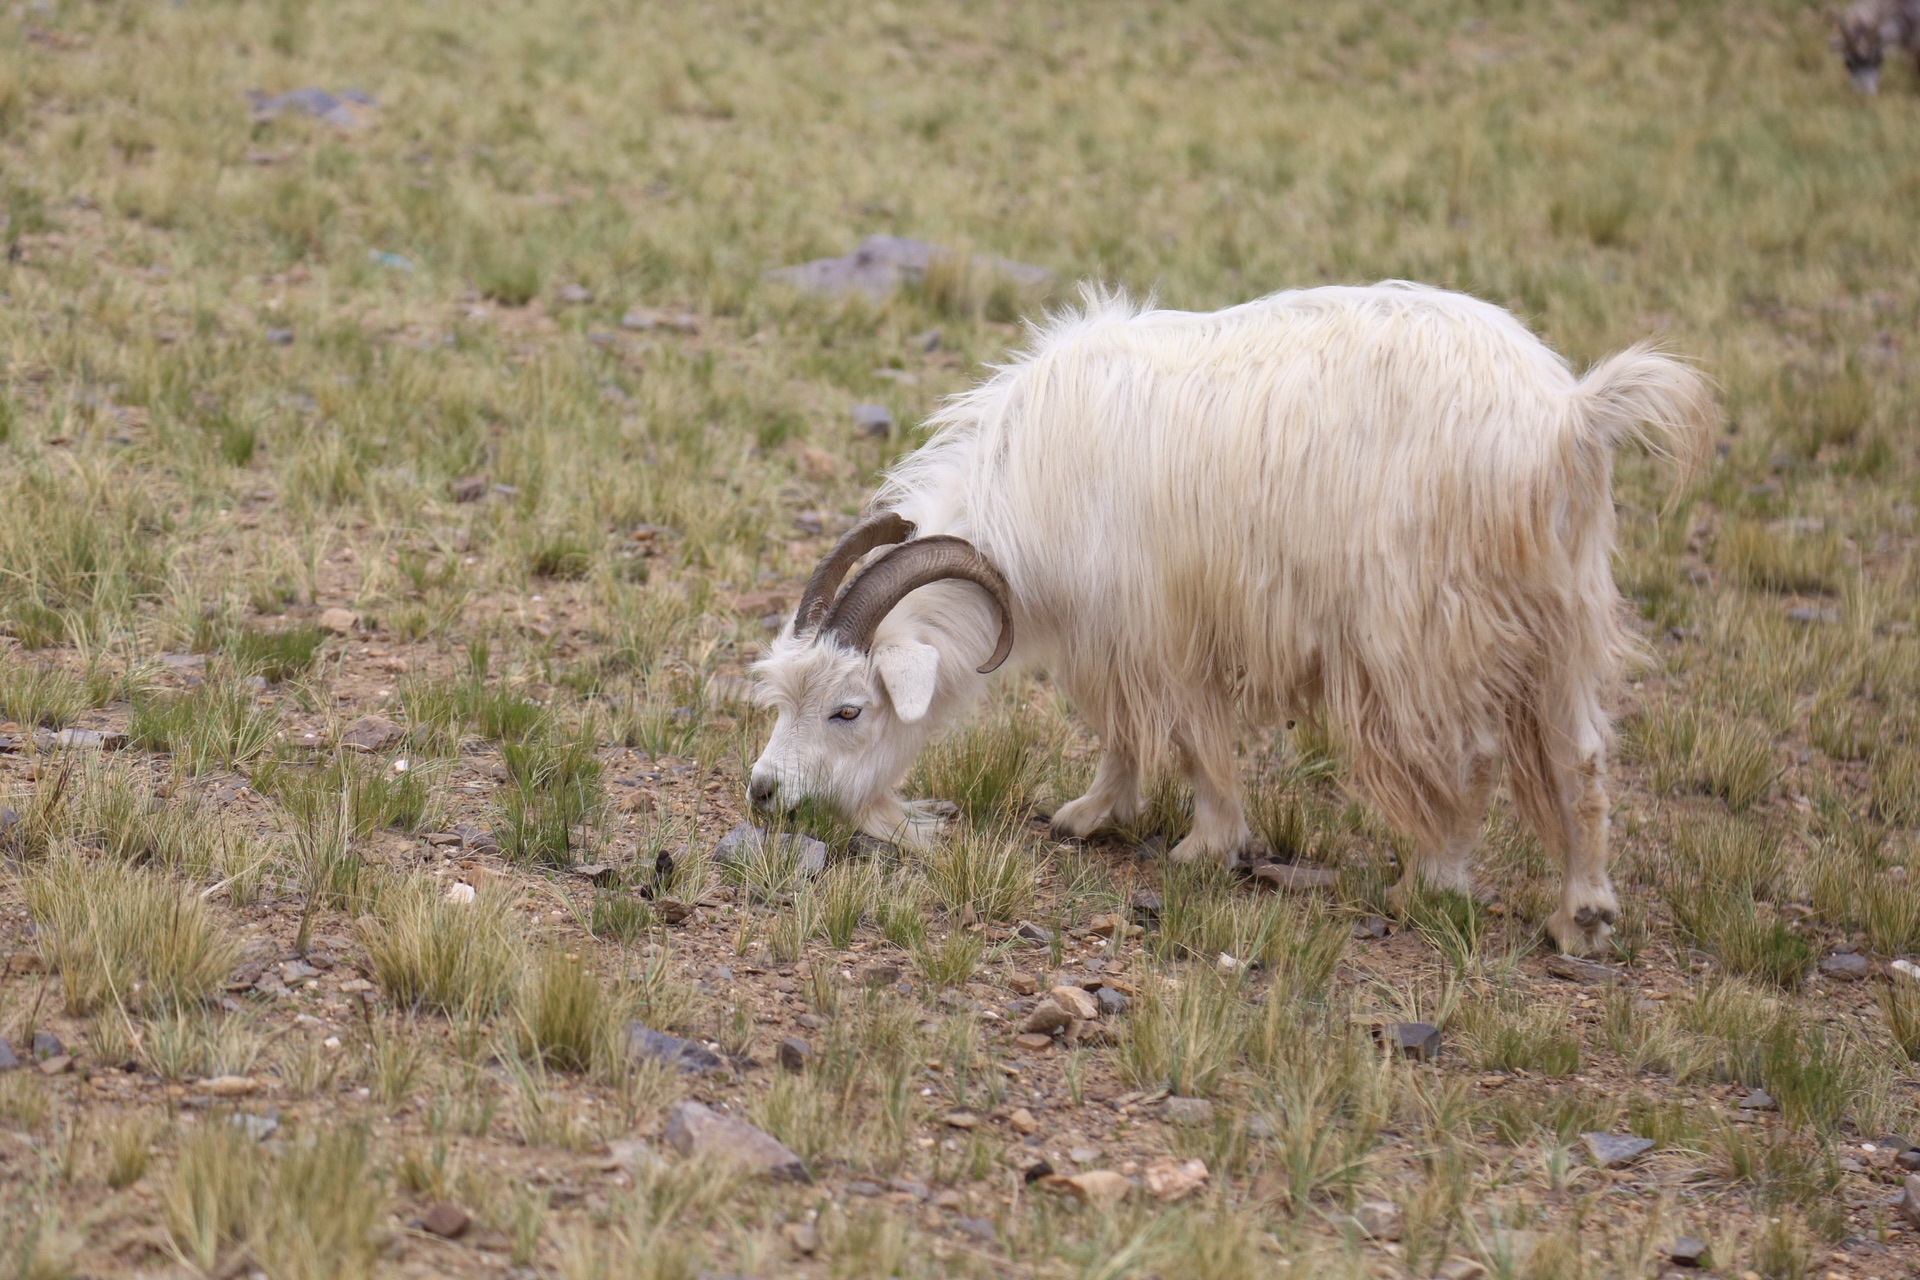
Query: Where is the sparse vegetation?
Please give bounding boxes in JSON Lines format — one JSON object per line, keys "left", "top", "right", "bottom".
{"left": 1, "top": 0, "right": 1918, "bottom": 1274}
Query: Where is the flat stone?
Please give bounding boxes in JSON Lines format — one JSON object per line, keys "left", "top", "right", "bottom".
{"left": 712, "top": 821, "right": 826, "bottom": 877}
{"left": 1583, "top": 1132, "right": 1655, "bottom": 1169}
{"left": 1900, "top": 1175, "right": 1920, "bottom": 1229}
{"left": 1353, "top": 1199, "right": 1402, "bottom": 1241}
{"left": 1095, "top": 987, "right": 1130, "bottom": 1015}
{"left": 0, "top": 1039, "right": 18, "bottom": 1071}
{"left": 1382, "top": 1022, "right": 1441, "bottom": 1061}
{"left": 37, "top": 1054, "right": 72, "bottom": 1075}
{"left": 316, "top": 608, "right": 358, "bottom": 635}
{"left": 569, "top": 864, "right": 618, "bottom": 885}
{"left": 1250, "top": 862, "right": 1337, "bottom": 892}
{"left": 1434, "top": 1261, "right": 1486, "bottom": 1280}
{"left": 782, "top": 1222, "right": 819, "bottom": 1256}
{"left": 846, "top": 1180, "right": 883, "bottom": 1197}
{"left": 557, "top": 283, "right": 593, "bottom": 305}
{"left": 1737, "top": 1089, "right": 1776, "bottom": 1111}
{"left": 232, "top": 1110, "right": 279, "bottom": 1142}
{"left": 953, "top": 1217, "right": 997, "bottom": 1245}
{"left": 339, "top": 715, "right": 403, "bottom": 754}
{"left": 1894, "top": 959, "right": 1920, "bottom": 985}
{"left": 856, "top": 964, "right": 901, "bottom": 989}
{"left": 888, "top": 1178, "right": 929, "bottom": 1200}
{"left": 1820, "top": 952, "right": 1872, "bottom": 982}
{"left": 1023, "top": 1000, "right": 1073, "bottom": 1036}
{"left": 1352, "top": 915, "right": 1392, "bottom": 940}
{"left": 50, "top": 728, "right": 125, "bottom": 750}
{"left": 1016, "top": 921, "right": 1053, "bottom": 944}
{"left": 1042, "top": 1169, "right": 1130, "bottom": 1209}
{"left": 450, "top": 476, "right": 488, "bottom": 504}
{"left": 776, "top": 1037, "right": 811, "bottom": 1073}
{"left": 1143, "top": 1158, "right": 1209, "bottom": 1202}
{"left": 851, "top": 403, "right": 894, "bottom": 438}
{"left": 278, "top": 961, "right": 320, "bottom": 987}
{"left": 1014, "top": 1032, "right": 1056, "bottom": 1051}
{"left": 767, "top": 235, "right": 1049, "bottom": 301}
{"left": 1008, "top": 972, "right": 1038, "bottom": 996}
{"left": 1787, "top": 606, "right": 1840, "bottom": 625}
{"left": 1128, "top": 890, "right": 1164, "bottom": 919}
{"left": 663, "top": 1101, "right": 810, "bottom": 1182}
{"left": 627, "top": 1023, "right": 726, "bottom": 1074}
{"left": 1545, "top": 954, "right": 1618, "bottom": 985}
{"left": 418, "top": 1202, "right": 470, "bottom": 1238}
{"left": 1008, "top": 1107, "right": 1038, "bottom": 1135}
{"left": 621, "top": 307, "right": 700, "bottom": 334}
{"left": 1049, "top": 986, "right": 1098, "bottom": 1020}
{"left": 32, "top": 1031, "right": 64, "bottom": 1060}
{"left": 943, "top": 1110, "right": 979, "bottom": 1129}
{"left": 1669, "top": 1237, "right": 1710, "bottom": 1268}
{"left": 202, "top": 1075, "right": 259, "bottom": 1097}
{"left": 1159, "top": 1096, "right": 1215, "bottom": 1127}
{"left": 1899, "top": 1150, "right": 1920, "bottom": 1172}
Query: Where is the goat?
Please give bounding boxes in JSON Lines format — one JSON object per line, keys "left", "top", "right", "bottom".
{"left": 748, "top": 284, "right": 1714, "bottom": 955}
{"left": 1833, "top": 0, "right": 1920, "bottom": 93}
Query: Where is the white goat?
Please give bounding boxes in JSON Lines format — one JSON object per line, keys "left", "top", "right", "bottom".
{"left": 749, "top": 283, "right": 1714, "bottom": 955}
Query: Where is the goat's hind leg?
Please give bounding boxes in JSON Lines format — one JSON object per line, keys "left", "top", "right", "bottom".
{"left": 1511, "top": 680, "right": 1619, "bottom": 956}
{"left": 1383, "top": 756, "right": 1494, "bottom": 916}
{"left": 1168, "top": 706, "right": 1254, "bottom": 868}
{"left": 1049, "top": 743, "right": 1140, "bottom": 839}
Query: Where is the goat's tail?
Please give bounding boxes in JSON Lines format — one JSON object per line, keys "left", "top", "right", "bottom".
{"left": 1571, "top": 344, "right": 1717, "bottom": 499}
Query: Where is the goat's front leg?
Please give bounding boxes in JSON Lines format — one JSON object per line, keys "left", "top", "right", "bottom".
{"left": 1168, "top": 715, "right": 1253, "bottom": 867}
{"left": 1050, "top": 744, "right": 1140, "bottom": 839}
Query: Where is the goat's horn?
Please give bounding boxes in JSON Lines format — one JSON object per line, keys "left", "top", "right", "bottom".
{"left": 792, "top": 511, "right": 917, "bottom": 633}
{"left": 822, "top": 535, "right": 1014, "bottom": 674}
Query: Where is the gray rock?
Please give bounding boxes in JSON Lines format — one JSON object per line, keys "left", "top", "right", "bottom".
{"left": 953, "top": 1217, "right": 997, "bottom": 1245}
{"left": 278, "top": 960, "right": 320, "bottom": 987}
{"left": 265, "top": 327, "right": 295, "bottom": 346}
{"left": 1901, "top": 1174, "right": 1920, "bottom": 1228}
{"left": 766, "top": 235, "right": 1049, "bottom": 301}
{"left": 1382, "top": 1021, "right": 1440, "bottom": 1061}
{"left": 247, "top": 86, "right": 376, "bottom": 128}
{"left": 232, "top": 1110, "right": 280, "bottom": 1142}
{"left": 712, "top": 821, "right": 826, "bottom": 877}
{"left": 1669, "top": 1237, "right": 1710, "bottom": 1268}
{"left": 1128, "top": 890, "right": 1163, "bottom": 920}
{"left": 664, "top": 1102, "right": 810, "bottom": 1181}
{"left": 1545, "top": 954, "right": 1618, "bottom": 985}
{"left": 557, "top": 284, "right": 593, "bottom": 305}
{"left": 1016, "top": 921, "right": 1053, "bottom": 944}
{"left": 450, "top": 476, "right": 488, "bottom": 504}
{"left": 1023, "top": 1000, "right": 1073, "bottom": 1036}
{"left": 1900, "top": 1150, "right": 1920, "bottom": 1173}
{"left": 1159, "top": 1096, "right": 1214, "bottom": 1127}
{"left": 0, "top": 1038, "right": 19, "bottom": 1071}
{"left": 50, "top": 728, "right": 126, "bottom": 750}
{"left": 621, "top": 308, "right": 700, "bottom": 334}
{"left": 1351, "top": 915, "right": 1392, "bottom": 940}
{"left": 1583, "top": 1132, "right": 1655, "bottom": 1169}
{"left": 0, "top": 807, "right": 19, "bottom": 840}
{"left": 1787, "top": 606, "right": 1840, "bottom": 625}
{"left": 626, "top": 1023, "right": 726, "bottom": 1074}
{"left": 1250, "top": 862, "right": 1337, "bottom": 892}
{"left": 1095, "top": 987, "right": 1130, "bottom": 1016}
{"left": 32, "top": 1031, "right": 63, "bottom": 1061}
{"left": 419, "top": 1202, "right": 471, "bottom": 1238}
{"left": 851, "top": 403, "right": 894, "bottom": 438}
{"left": 338, "top": 715, "right": 403, "bottom": 754}
{"left": 1737, "top": 1089, "right": 1776, "bottom": 1111}
{"left": 1820, "top": 952, "right": 1872, "bottom": 981}
{"left": 776, "top": 1037, "right": 811, "bottom": 1073}
{"left": 846, "top": 1180, "right": 883, "bottom": 1196}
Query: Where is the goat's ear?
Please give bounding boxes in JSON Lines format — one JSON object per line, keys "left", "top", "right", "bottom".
{"left": 874, "top": 642, "right": 941, "bottom": 723}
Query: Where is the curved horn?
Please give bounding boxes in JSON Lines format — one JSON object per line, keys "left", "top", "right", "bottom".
{"left": 792, "top": 511, "right": 916, "bottom": 633}
{"left": 821, "top": 536, "right": 1014, "bottom": 674}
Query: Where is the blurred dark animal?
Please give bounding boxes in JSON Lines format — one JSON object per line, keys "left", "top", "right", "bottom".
{"left": 1832, "top": 0, "right": 1920, "bottom": 93}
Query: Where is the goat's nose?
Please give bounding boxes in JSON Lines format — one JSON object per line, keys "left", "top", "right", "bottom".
{"left": 748, "top": 775, "right": 776, "bottom": 808}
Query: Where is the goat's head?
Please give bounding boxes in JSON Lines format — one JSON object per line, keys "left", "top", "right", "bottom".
{"left": 1832, "top": 4, "right": 1889, "bottom": 92}
{"left": 748, "top": 513, "right": 1013, "bottom": 843}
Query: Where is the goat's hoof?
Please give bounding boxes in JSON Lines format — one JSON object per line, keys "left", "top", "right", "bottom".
{"left": 1547, "top": 904, "right": 1617, "bottom": 957}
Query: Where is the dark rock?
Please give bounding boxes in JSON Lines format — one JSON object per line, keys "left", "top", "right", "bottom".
{"left": 449, "top": 476, "right": 488, "bottom": 504}
{"left": 888, "top": 1177, "right": 929, "bottom": 1200}
{"left": 1352, "top": 916, "right": 1392, "bottom": 940}
{"left": 338, "top": 715, "right": 404, "bottom": 754}
{"left": 856, "top": 964, "right": 900, "bottom": 989}
{"left": 0, "top": 1038, "right": 19, "bottom": 1071}
{"left": 712, "top": 821, "right": 827, "bottom": 877}
{"left": 1130, "top": 835, "right": 1168, "bottom": 861}
{"left": 626, "top": 1023, "right": 726, "bottom": 1074}
{"left": 1095, "top": 987, "right": 1130, "bottom": 1016}
{"left": 776, "top": 1037, "right": 811, "bottom": 1073}
{"left": 1128, "top": 890, "right": 1164, "bottom": 920}
{"left": 569, "top": 864, "right": 617, "bottom": 885}
{"left": 278, "top": 960, "right": 320, "bottom": 987}
{"left": 851, "top": 403, "right": 894, "bottom": 438}
{"left": 1820, "top": 952, "right": 1872, "bottom": 982}
{"left": 419, "top": 1202, "right": 471, "bottom": 1239}
{"left": 1899, "top": 1150, "right": 1920, "bottom": 1173}
{"left": 664, "top": 1101, "right": 810, "bottom": 1182}
{"left": 953, "top": 1217, "right": 997, "bottom": 1245}
{"left": 1737, "top": 1089, "right": 1776, "bottom": 1111}
{"left": 1544, "top": 954, "right": 1618, "bottom": 985}
{"left": 913, "top": 328, "right": 944, "bottom": 353}
{"left": 0, "top": 807, "right": 19, "bottom": 839}
{"left": 1380, "top": 1022, "right": 1440, "bottom": 1061}
{"left": 32, "top": 1031, "right": 64, "bottom": 1061}
{"left": 1016, "top": 921, "right": 1053, "bottom": 944}
{"left": 1900, "top": 1175, "right": 1920, "bottom": 1228}
{"left": 1250, "top": 862, "right": 1337, "bottom": 892}
{"left": 1669, "top": 1237, "right": 1710, "bottom": 1268}
{"left": 766, "top": 235, "right": 1049, "bottom": 301}
{"left": 265, "top": 327, "right": 295, "bottom": 346}
{"left": 1583, "top": 1132, "right": 1655, "bottom": 1169}
{"left": 1023, "top": 1000, "right": 1073, "bottom": 1035}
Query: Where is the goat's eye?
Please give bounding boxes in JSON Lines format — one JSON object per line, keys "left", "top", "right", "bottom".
{"left": 830, "top": 705, "right": 862, "bottom": 722}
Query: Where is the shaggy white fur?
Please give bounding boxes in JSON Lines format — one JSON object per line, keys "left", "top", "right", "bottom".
{"left": 751, "top": 282, "right": 1714, "bottom": 955}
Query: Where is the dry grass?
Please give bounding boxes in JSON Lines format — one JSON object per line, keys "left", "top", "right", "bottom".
{"left": 1, "top": 0, "right": 1919, "bottom": 1274}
